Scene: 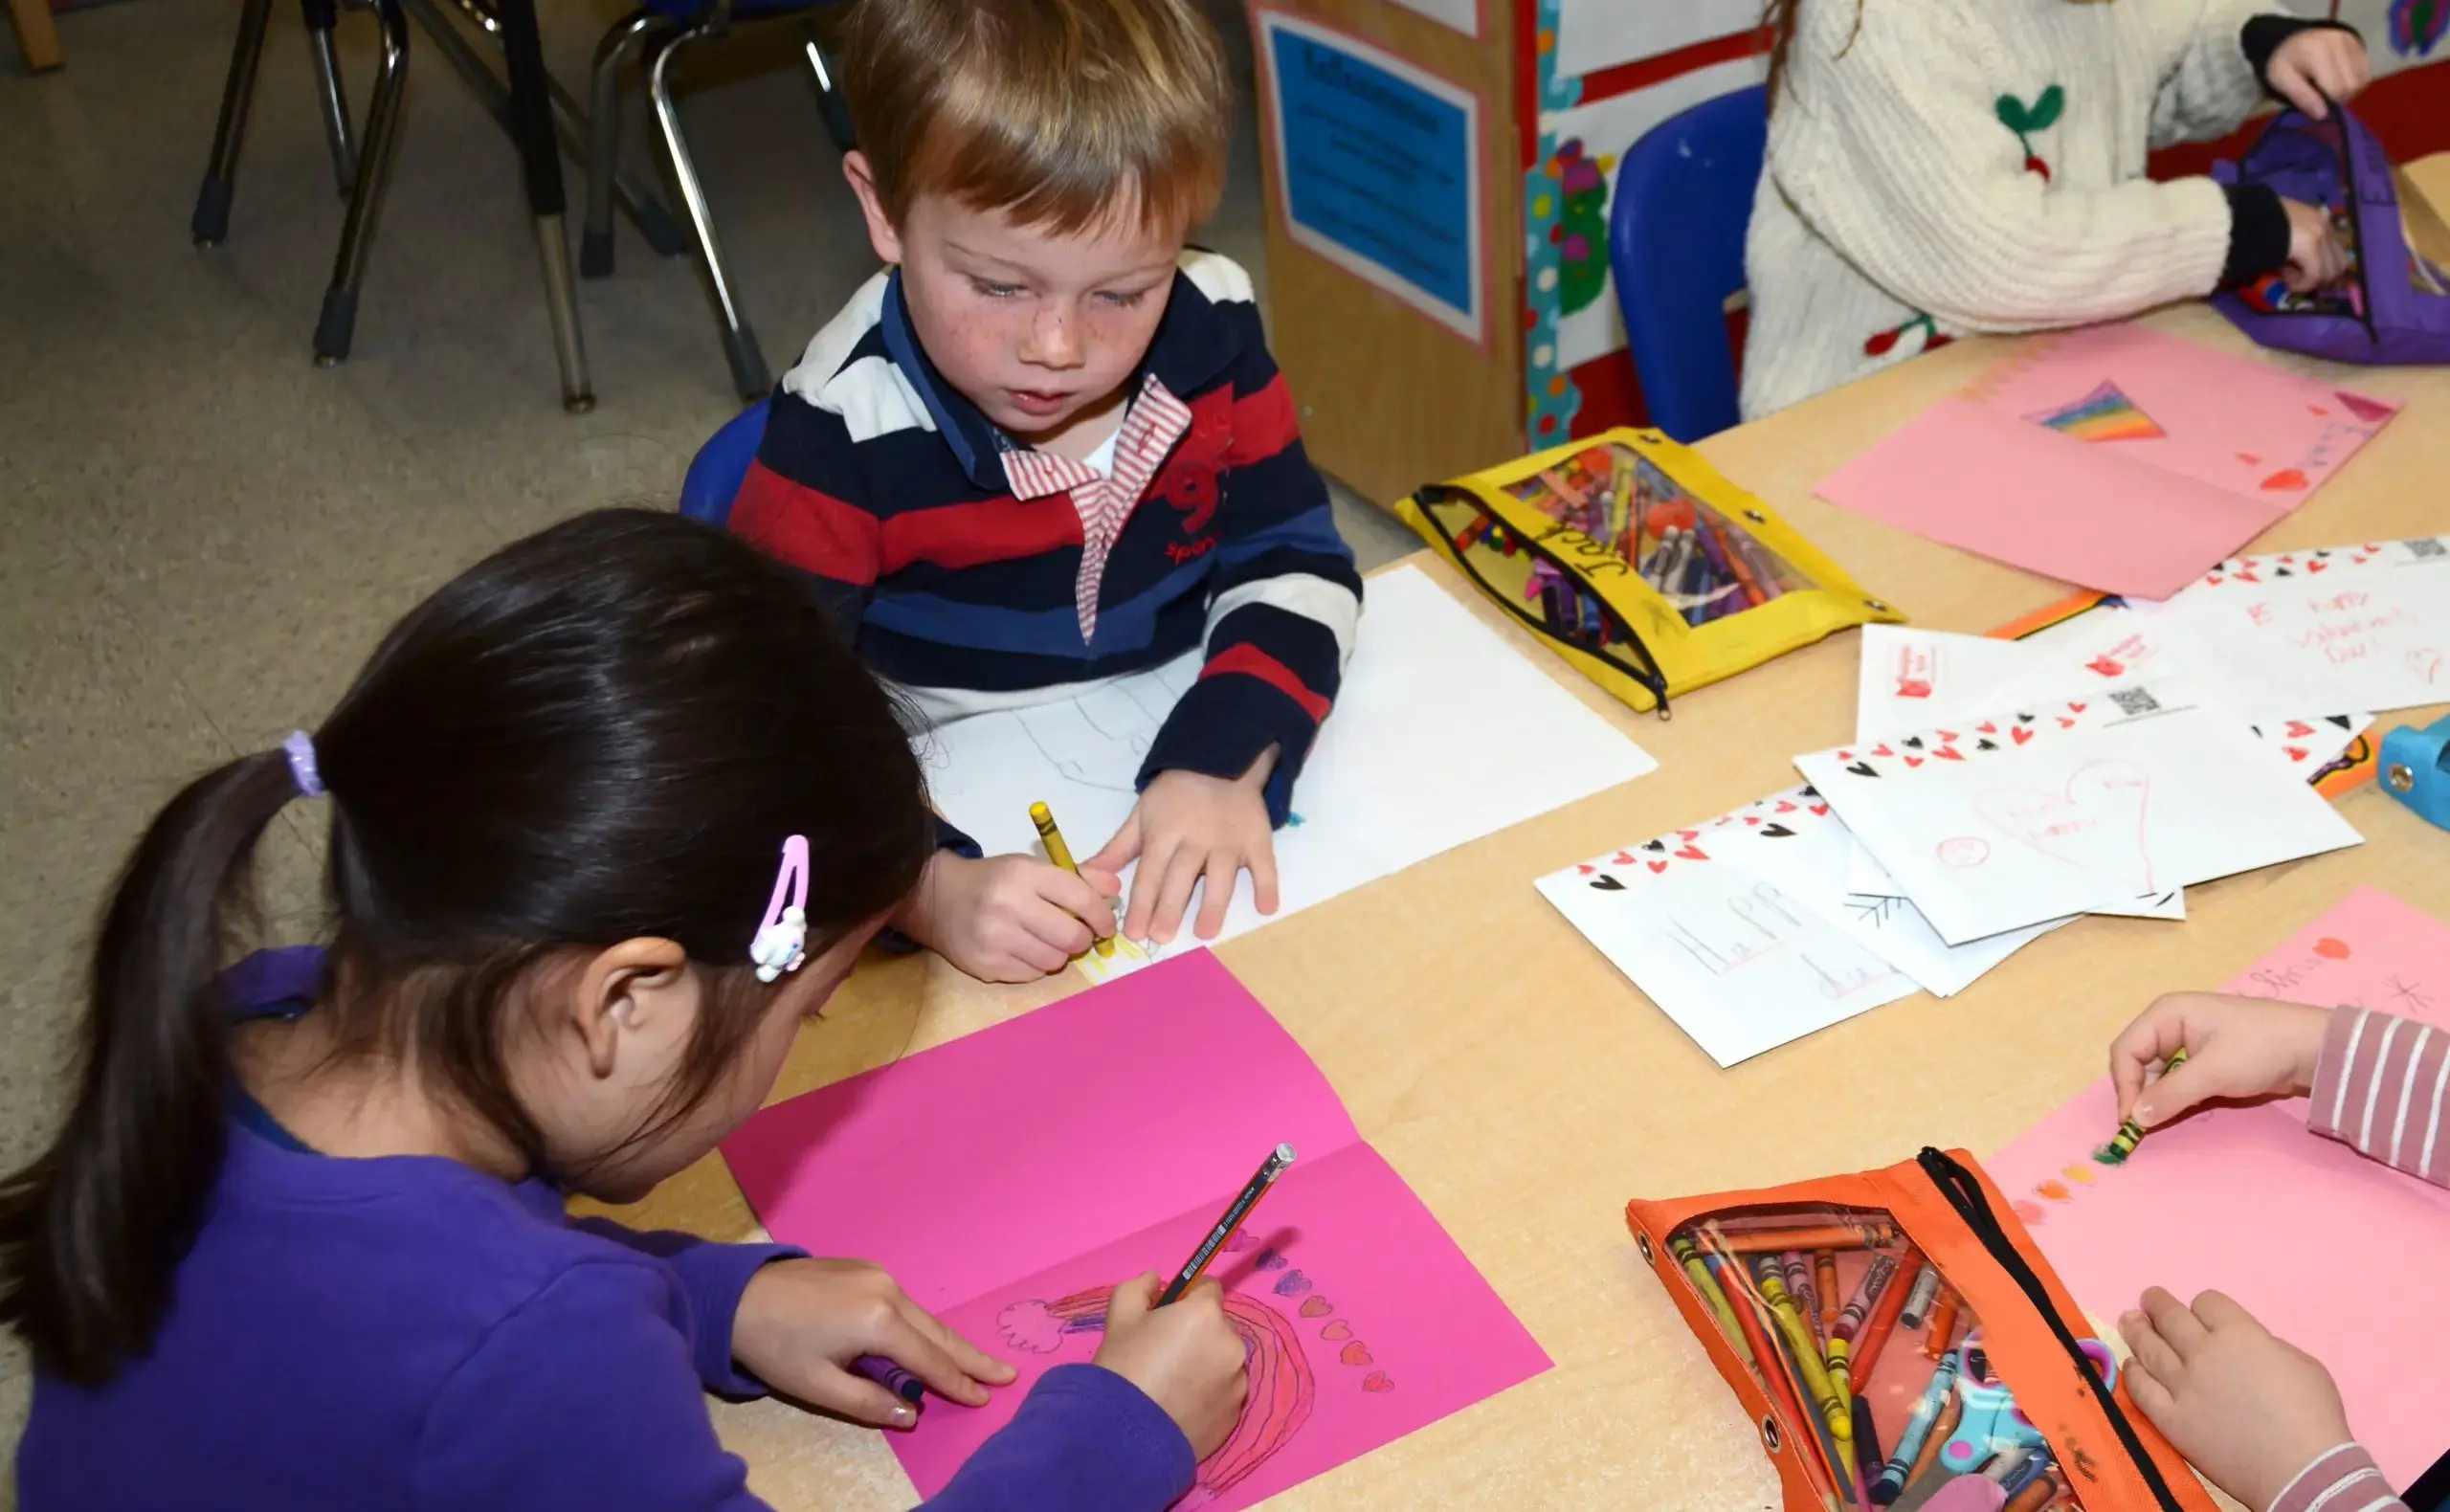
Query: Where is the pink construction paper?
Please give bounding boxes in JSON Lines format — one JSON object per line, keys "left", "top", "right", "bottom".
{"left": 722, "top": 948, "right": 1549, "bottom": 1504}
{"left": 1988, "top": 888, "right": 2450, "bottom": 1486}
{"left": 1815, "top": 325, "right": 2399, "bottom": 600}
{"left": 893, "top": 1144, "right": 1550, "bottom": 1511}
{"left": 723, "top": 949, "right": 1361, "bottom": 1313}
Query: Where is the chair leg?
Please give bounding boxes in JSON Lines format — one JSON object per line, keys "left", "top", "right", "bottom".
{"left": 496, "top": 0, "right": 594, "bottom": 411}
{"left": 190, "top": 0, "right": 278, "bottom": 245}
{"left": 648, "top": 28, "right": 769, "bottom": 398}
{"left": 582, "top": 10, "right": 669, "bottom": 278}
{"left": 301, "top": 0, "right": 357, "bottom": 195}
{"left": 312, "top": 0, "right": 408, "bottom": 367}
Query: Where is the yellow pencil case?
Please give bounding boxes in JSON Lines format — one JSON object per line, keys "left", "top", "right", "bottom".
{"left": 1396, "top": 428, "right": 1904, "bottom": 713}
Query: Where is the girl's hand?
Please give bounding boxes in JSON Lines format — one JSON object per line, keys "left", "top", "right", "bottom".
{"left": 2109, "top": 992, "right": 2329, "bottom": 1129}
{"left": 896, "top": 850, "right": 1118, "bottom": 982}
{"left": 732, "top": 1257, "right": 1015, "bottom": 1429}
{"left": 2267, "top": 28, "right": 2372, "bottom": 120}
{"left": 2120, "top": 1287, "right": 2351, "bottom": 1512}
{"left": 1092, "top": 1273, "right": 1250, "bottom": 1460}
{"left": 2281, "top": 199, "right": 2352, "bottom": 293}
{"left": 1084, "top": 751, "right": 1281, "bottom": 945}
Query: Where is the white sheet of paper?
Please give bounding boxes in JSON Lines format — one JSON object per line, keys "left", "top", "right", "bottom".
{"left": 1537, "top": 835, "right": 1914, "bottom": 1066}
{"left": 1708, "top": 785, "right": 2067, "bottom": 998}
{"left": 922, "top": 565, "right": 1657, "bottom": 958}
{"left": 1795, "top": 681, "right": 2364, "bottom": 946}
{"left": 2122, "top": 538, "right": 2450, "bottom": 722}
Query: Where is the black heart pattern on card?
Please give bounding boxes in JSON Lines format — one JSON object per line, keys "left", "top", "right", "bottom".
{"left": 1759, "top": 823, "right": 1795, "bottom": 837}
{"left": 2328, "top": 715, "right": 2354, "bottom": 730}
{"left": 1903, "top": 736, "right": 1925, "bottom": 749}
{"left": 1976, "top": 739, "right": 1999, "bottom": 751}
{"left": 1642, "top": 839, "right": 1667, "bottom": 853}
{"left": 1588, "top": 874, "right": 1625, "bottom": 891}
{"left": 1846, "top": 761, "right": 1879, "bottom": 777}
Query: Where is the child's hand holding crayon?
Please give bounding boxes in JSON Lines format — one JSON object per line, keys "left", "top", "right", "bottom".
{"left": 731, "top": 1257, "right": 1015, "bottom": 1430}
{"left": 2118, "top": 1287, "right": 2352, "bottom": 1512}
{"left": 2108, "top": 992, "right": 2330, "bottom": 1130}
{"left": 898, "top": 851, "right": 1120, "bottom": 982}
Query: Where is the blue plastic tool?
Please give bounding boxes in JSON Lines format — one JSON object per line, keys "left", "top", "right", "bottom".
{"left": 2381, "top": 714, "right": 2450, "bottom": 833}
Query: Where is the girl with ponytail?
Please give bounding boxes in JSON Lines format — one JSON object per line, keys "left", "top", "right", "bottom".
{"left": 0, "top": 510, "right": 1245, "bottom": 1511}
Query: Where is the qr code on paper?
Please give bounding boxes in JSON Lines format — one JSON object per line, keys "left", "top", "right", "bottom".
{"left": 2409, "top": 538, "right": 2446, "bottom": 560}
{"left": 2110, "top": 687, "right": 2161, "bottom": 717}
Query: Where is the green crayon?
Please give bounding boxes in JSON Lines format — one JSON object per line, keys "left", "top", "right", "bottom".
{"left": 1671, "top": 1235, "right": 1755, "bottom": 1364}
{"left": 2099, "top": 1048, "right": 2190, "bottom": 1166}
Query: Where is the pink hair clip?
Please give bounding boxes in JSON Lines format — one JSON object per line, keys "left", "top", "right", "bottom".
{"left": 749, "top": 835, "right": 811, "bottom": 984}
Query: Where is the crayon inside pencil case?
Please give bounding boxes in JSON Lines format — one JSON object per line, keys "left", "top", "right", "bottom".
{"left": 1715, "top": 1222, "right": 1901, "bottom": 1255}
{"left": 1849, "top": 1251, "right": 1922, "bottom": 1394}
{"left": 1704, "top": 1239, "right": 1848, "bottom": 1504}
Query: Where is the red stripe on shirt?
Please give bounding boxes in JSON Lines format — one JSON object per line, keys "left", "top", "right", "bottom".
{"left": 730, "top": 460, "right": 880, "bottom": 587}
{"left": 879, "top": 496, "right": 1084, "bottom": 573}
{"left": 1227, "top": 373, "right": 1301, "bottom": 468}
{"left": 1200, "top": 643, "right": 1330, "bottom": 723}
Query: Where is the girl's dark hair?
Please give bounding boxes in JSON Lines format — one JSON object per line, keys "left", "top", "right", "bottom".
{"left": 0, "top": 509, "right": 932, "bottom": 1385}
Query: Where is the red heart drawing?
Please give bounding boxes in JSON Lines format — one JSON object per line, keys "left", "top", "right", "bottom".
{"left": 1775, "top": 800, "right": 1797, "bottom": 812}
{"left": 1745, "top": 815, "right": 1762, "bottom": 826}
{"left": 2238, "top": 453, "right": 2261, "bottom": 465}
{"left": 2068, "top": 702, "right": 2087, "bottom": 713}
{"left": 2285, "top": 720, "right": 2315, "bottom": 738}
{"left": 2261, "top": 469, "right": 2309, "bottom": 492}
{"left": 1675, "top": 845, "right": 1708, "bottom": 860}
{"left": 2236, "top": 569, "right": 2261, "bottom": 583}
{"left": 1678, "top": 830, "right": 1700, "bottom": 841}
{"left": 1362, "top": 1371, "right": 1394, "bottom": 1393}
{"left": 1904, "top": 755, "right": 1925, "bottom": 767}
{"left": 2308, "top": 560, "right": 2328, "bottom": 573}
{"left": 1300, "top": 1295, "right": 1334, "bottom": 1318}
{"left": 2314, "top": 937, "right": 2353, "bottom": 960}
{"left": 1612, "top": 851, "right": 1636, "bottom": 865}
{"left": 1837, "top": 751, "right": 1855, "bottom": 763}
{"left": 1647, "top": 860, "right": 1669, "bottom": 874}
{"left": 1974, "top": 759, "right": 2156, "bottom": 894}
{"left": 1937, "top": 730, "right": 1959, "bottom": 743}
{"left": 1576, "top": 863, "right": 1596, "bottom": 875}
{"left": 1321, "top": 1321, "right": 1352, "bottom": 1341}
{"left": 2308, "top": 405, "right": 2330, "bottom": 416}
{"left": 1935, "top": 745, "right": 1966, "bottom": 761}
{"left": 1871, "top": 745, "right": 1895, "bottom": 758}
{"left": 1810, "top": 804, "right": 1830, "bottom": 815}
{"left": 2012, "top": 726, "right": 2035, "bottom": 745}
{"left": 1976, "top": 722, "right": 1997, "bottom": 735}
{"left": 1340, "top": 1341, "right": 1372, "bottom": 1367}
{"left": 2286, "top": 745, "right": 2310, "bottom": 762}
{"left": 2059, "top": 717, "right": 2077, "bottom": 728}
{"left": 2086, "top": 656, "right": 2124, "bottom": 678}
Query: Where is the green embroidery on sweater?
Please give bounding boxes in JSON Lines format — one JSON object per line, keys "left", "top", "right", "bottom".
{"left": 1995, "top": 85, "right": 2064, "bottom": 181}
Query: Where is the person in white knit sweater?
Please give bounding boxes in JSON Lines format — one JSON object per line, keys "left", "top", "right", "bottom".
{"left": 1740, "top": 0, "right": 2372, "bottom": 420}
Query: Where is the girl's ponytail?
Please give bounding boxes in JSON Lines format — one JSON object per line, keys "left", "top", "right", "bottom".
{"left": 0, "top": 747, "right": 301, "bottom": 1384}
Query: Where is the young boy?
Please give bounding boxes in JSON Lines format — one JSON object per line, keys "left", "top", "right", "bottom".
{"left": 727, "top": 0, "right": 1362, "bottom": 984}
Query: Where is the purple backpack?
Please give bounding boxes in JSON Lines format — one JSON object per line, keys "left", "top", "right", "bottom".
{"left": 2213, "top": 105, "right": 2450, "bottom": 365}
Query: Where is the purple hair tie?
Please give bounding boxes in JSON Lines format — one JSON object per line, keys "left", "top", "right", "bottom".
{"left": 282, "top": 730, "right": 325, "bottom": 800}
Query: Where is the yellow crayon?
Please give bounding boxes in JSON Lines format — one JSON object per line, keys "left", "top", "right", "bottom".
{"left": 1028, "top": 801, "right": 1115, "bottom": 958}
{"left": 1755, "top": 1257, "right": 1850, "bottom": 1444}
{"left": 1670, "top": 1236, "right": 1754, "bottom": 1366}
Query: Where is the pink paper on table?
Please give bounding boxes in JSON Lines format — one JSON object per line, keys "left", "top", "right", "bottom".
{"left": 1815, "top": 324, "right": 2400, "bottom": 600}
{"left": 723, "top": 950, "right": 1549, "bottom": 1509}
{"left": 1988, "top": 888, "right": 2450, "bottom": 1487}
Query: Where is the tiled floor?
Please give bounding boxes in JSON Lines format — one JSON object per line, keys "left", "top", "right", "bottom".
{"left": 0, "top": 0, "right": 1417, "bottom": 1483}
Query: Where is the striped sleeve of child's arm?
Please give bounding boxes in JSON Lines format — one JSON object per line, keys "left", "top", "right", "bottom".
{"left": 2306, "top": 1008, "right": 2450, "bottom": 1188}
{"left": 2266, "top": 1444, "right": 2408, "bottom": 1512}
{"left": 725, "top": 389, "right": 881, "bottom": 635}
{"left": 1138, "top": 304, "right": 1361, "bottom": 825}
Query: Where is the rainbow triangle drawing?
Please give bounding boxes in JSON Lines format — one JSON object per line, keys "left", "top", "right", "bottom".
{"left": 2024, "top": 381, "right": 2167, "bottom": 443}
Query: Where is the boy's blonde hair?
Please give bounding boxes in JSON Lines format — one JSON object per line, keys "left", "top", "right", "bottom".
{"left": 840, "top": 0, "right": 1231, "bottom": 238}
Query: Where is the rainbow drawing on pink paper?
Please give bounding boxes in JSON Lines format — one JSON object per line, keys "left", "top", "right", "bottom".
{"left": 2024, "top": 380, "right": 2168, "bottom": 443}
{"left": 993, "top": 1237, "right": 1393, "bottom": 1505}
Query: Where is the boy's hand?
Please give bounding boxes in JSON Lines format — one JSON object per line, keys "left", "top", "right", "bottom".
{"left": 733, "top": 1257, "right": 1016, "bottom": 1429}
{"left": 1092, "top": 1273, "right": 1250, "bottom": 1461}
{"left": 2267, "top": 28, "right": 2371, "bottom": 121}
{"left": 2281, "top": 199, "right": 2351, "bottom": 292}
{"left": 2109, "top": 991, "right": 2329, "bottom": 1128}
{"left": 896, "top": 850, "right": 1118, "bottom": 982}
{"left": 2120, "top": 1287, "right": 2350, "bottom": 1512}
{"left": 1084, "top": 751, "right": 1280, "bottom": 945}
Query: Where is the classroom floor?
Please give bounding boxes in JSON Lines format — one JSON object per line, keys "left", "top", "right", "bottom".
{"left": 0, "top": 0, "right": 1416, "bottom": 1484}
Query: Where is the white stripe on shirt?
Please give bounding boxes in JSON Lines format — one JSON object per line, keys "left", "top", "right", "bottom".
{"left": 1207, "top": 572, "right": 1362, "bottom": 666}
{"left": 2331, "top": 1010, "right": 2370, "bottom": 1134}
{"left": 2359, "top": 1017, "right": 2401, "bottom": 1152}
{"left": 2390, "top": 1026, "right": 2433, "bottom": 1168}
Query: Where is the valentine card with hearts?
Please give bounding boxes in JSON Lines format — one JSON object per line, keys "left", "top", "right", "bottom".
{"left": 1815, "top": 324, "right": 2402, "bottom": 599}
{"left": 723, "top": 949, "right": 1549, "bottom": 1512}
{"left": 1793, "top": 681, "right": 2364, "bottom": 945}
{"left": 1536, "top": 812, "right": 1915, "bottom": 1065}
{"left": 2122, "top": 537, "right": 2450, "bottom": 722}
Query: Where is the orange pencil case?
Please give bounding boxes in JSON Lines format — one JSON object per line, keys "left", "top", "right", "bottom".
{"left": 1626, "top": 1148, "right": 2216, "bottom": 1512}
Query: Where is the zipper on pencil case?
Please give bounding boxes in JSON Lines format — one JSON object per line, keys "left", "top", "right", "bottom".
{"left": 1409, "top": 483, "right": 1674, "bottom": 715}
{"left": 1914, "top": 1147, "right": 2189, "bottom": 1512}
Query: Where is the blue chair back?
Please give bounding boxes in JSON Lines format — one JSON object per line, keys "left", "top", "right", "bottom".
{"left": 679, "top": 395, "right": 771, "bottom": 525}
{"left": 1607, "top": 85, "right": 1768, "bottom": 443}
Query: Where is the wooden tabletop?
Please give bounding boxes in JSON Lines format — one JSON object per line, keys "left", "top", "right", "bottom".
{"left": 595, "top": 155, "right": 2450, "bottom": 1511}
